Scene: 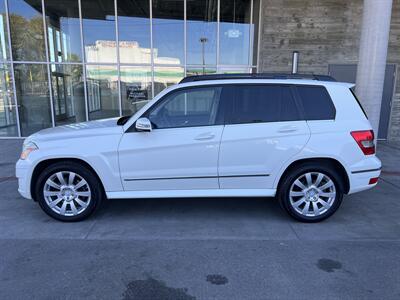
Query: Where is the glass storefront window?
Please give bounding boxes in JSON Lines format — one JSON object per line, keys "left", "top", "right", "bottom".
{"left": 1, "top": 0, "right": 258, "bottom": 137}
{"left": 81, "top": 0, "right": 117, "bottom": 63}
{"left": 51, "top": 64, "right": 85, "bottom": 125}
{"left": 217, "top": 67, "right": 251, "bottom": 74}
{"left": 120, "top": 65, "right": 152, "bottom": 116}
{"left": 45, "top": 0, "right": 82, "bottom": 62}
{"left": 152, "top": 0, "right": 184, "bottom": 66}
{"left": 252, "top": 0, "right": 260, "bottom": 66}
{"left": 219, "top": 0, "right": 251, "bottom": 65}
{"left": 85, "top": 65, "right": 119, "bottom": 120}
{"left": 0, "top": 0, "right": 10, "bottom": 61}
{"left": 186, "top": 0, "right": 218, "bottom": 66}
{"left": 118, "top": 0, "right": 151, "bottom": 64}
{"left": 186, "top": 67, "right": 217, "bottom": 76}
{"left": 153, "top": 66, "right": 184, "bottom": 96}
{"left": 0, "top": 64, "right": 17, "bottom": 136}
{"left": 14, "top": 63, "right": 51, "bottom": 136}
{"left": 8, "top": 0, "right": 46, "bottom": 61}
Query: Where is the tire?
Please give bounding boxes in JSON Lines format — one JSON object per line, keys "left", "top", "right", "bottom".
{"left": 34, "top": 161, "right": 105, "bottom": 222}
{"left": 278, "top": 162, "right": 344, "bottom": 222}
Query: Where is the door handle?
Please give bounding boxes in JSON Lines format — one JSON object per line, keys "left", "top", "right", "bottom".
{"left": 194, "top": 132, "right": 215, "bottom": 140}
{"left": 277, "top": 125, "right": 298, "bottom": 133}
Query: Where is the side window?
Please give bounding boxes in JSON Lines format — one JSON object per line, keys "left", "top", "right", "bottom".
{"left": 229, "top": 85, "right": 300, "bottom": 124}
{"left": 148, "top": 86, "right": 222, "bottom": 129}
{"left": 296, "top": 86, "right": 336, "bottom": 120}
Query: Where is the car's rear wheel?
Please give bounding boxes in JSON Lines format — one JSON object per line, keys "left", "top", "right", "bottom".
{"left": 278, "top": 163, "right": 344, "bottom": 222}
{"left": 34, "top": 162, "right": 104, "bottom": 222}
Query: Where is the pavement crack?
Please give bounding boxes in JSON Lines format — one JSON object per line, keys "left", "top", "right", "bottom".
{"left": 380, "top": 177, "right": 400, "bottom": 190}
{"left": 83, "top": 220, "right": 98, "bottom": 240}
{"left": 288, "top": 222, "right": 301, "bottom": 240}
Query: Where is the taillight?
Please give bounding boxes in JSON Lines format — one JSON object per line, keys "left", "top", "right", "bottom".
{"left": 351, "top": 130, "right": 375, "bottom": 155}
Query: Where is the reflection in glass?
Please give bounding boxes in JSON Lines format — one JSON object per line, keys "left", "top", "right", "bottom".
{"left": 8, "top": 0, "right": 46, "bottom": 61}
{"left": 152, "top": 0, "right": 184, "bottom": 65}
{"left": 186, "top": 67, "right": 216, "bottom": 77}
{"left": 252, "top": 0, "right": 260, "bottom": 66}
{"left": 153, "top": 66, "right": 184, "bottom": 96}
{"left": 187, "top": 0, "right": 217, "bottom": 65}
{"left": 45, "top": 0, "right": 82, "bottom": 62}
{"left": 149, "top": 86, "right": 222, "bottom": 129}
{"left": 120, "top": 66, "right": 152, "bottom": 115}
{"left": 14, "top": 64, "right": 51, "bottom": 136}
{"left": 217, "top": 67, "right": 251, "bottom": 74}
{"left": 0, "top": 0, "right": 10, "bottom": 61}
{"left": 118, "top": 0, "right": 151, "bottom": 64}
{"left": 0, "top": 64, "right": 18, "bottom": 136}
{"left": 219, "top": 0, "right": 251, "bottom": 65}
{"left": 85, "top": 65, "right": 119, "bottom": 120}
{"left": 81, "top": 0, "right": 116, "bottom": 63}
{"left": 51, "top": 64, "right": 85, "bottom": 125}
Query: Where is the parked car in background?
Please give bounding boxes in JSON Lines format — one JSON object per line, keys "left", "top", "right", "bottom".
{"left": 16, "top": 74, "right": 381, "bottom": 222}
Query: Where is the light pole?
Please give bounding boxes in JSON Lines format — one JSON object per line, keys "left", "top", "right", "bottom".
{"left": 199, "top": 37, "right": 208, "bottom": 75}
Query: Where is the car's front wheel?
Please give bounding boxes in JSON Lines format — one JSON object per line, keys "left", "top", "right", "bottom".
{"left": 278, "top": 163, "right": 344, "bottom": 222}
{"left": 34, "top": 162, "right": 104, "bottom": 222}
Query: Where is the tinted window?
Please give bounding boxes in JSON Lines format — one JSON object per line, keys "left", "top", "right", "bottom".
{"left": 229, "top": 85, "right": 300, "bottom": 124}
{"left": 297, "top": 86, "right": 335, "bottom": 120}
{"left": 148, "top": 87, "right": 222, "bottom": 129}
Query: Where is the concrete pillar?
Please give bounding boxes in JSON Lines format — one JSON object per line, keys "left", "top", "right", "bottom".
{"left": 355, "top": 0, "right": 393, "bottom": 135}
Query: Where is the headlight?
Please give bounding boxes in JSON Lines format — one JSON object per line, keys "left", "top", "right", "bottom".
{"left": 20, "top": 141, "right": 38, "bottom": 160}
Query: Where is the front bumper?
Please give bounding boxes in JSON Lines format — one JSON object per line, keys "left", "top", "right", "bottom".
{"left": 16, "top": 159, "right": 33, "bottom": 199}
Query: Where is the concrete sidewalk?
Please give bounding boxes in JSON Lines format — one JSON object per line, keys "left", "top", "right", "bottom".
{"left": 0, "top": 139, "right": 400, "bottom": 299}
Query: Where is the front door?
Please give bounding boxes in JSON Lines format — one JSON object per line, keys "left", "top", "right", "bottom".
{"left": 218, "top": 84, "right": 310, "bottom": 189}
{"left": 118, "top": 85, "right": 225, "bottom": 191}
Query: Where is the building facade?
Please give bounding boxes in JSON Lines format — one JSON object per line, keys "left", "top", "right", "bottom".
{"left": 0, "top": 0, "right": 399, "bottom": 141}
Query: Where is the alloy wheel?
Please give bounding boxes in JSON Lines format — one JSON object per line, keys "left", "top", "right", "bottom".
{"left": 43, "top": 171, "right": 91, "bottom": 217}
{"left": 289, "top": 172, "right": 336, "bottom": 217}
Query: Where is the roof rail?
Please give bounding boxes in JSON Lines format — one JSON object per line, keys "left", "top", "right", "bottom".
{"left": 179, "top": 73, "right": 336, "bottom": 83}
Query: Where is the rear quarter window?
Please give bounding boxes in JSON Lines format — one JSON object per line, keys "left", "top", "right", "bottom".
{"left": 296, "top": 86, "right": 336, "bottom": 120}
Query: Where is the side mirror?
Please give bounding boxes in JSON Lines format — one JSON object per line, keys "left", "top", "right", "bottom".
{"left": 135, "top": 117, "right": 152, "bottom": 132}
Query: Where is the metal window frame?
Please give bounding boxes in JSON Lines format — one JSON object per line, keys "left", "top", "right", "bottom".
{"left": 78, "top": 0, "right": 89, "bottom": 122}
{"left": 41, "top": 0, "right": 55, "bottom": 128}
{"left": 0, "top": 0, "right": 260, "bottom": 138}
{"left": 4, "top": 0, "right": 21, "bottom": 137}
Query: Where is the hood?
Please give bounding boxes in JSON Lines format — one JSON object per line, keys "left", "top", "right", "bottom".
{"left": 27, "top": 118, "right": 123, "bottom": 143}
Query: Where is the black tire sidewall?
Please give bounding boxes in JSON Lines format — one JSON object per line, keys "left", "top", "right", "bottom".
{"left": 279, "top": 163, "right": 344, "bottom": 222}
{"left": 35, "top": 162, "right": 103, "bottom": 222}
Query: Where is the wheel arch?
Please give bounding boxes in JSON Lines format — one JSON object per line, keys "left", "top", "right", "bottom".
{"left": 30, "top": 158, "right": 105, "bottom": 201}
{"left": 276, "top": 157, "right": 350, "bottom": 194}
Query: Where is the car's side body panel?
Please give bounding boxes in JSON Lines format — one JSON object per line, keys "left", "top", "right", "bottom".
{"left": 16, "top": 79, "right": 381, "bottom": 203}
{"left": 16, "top": 120, "right": 124, "bottom": 199}
{"left": 218, "top": 120, "right": 310, "bottom": 189}
{"left": 106, "top": 188, "right": 276, "bottom": 199}
{"left": 271, "top": 84, "right": 381, "bottom": 194}
{"left": 118, "top": 125, "right": 224, "bottom": 191}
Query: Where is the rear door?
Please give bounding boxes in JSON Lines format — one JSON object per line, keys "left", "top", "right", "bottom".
{"left": 218, "top": 84, "right": 310, "bottom": 189}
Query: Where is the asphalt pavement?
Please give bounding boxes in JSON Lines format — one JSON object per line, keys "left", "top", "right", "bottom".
{"left": 1, "top": 139, "right": 400, "bottom": 299}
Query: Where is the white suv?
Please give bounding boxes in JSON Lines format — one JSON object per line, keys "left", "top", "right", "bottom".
{"left": 16, "top": 74, "right": 381, "bottom": 222}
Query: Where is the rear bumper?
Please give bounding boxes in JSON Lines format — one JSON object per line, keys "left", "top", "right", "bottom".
{"left": 347, "top": 156, "right": 381, "bottom": 194}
